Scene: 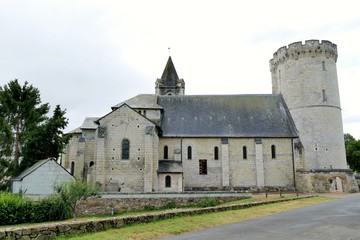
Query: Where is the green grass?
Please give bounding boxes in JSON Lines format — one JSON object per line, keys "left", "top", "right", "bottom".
{"left": 55, "top": 196, "right": 334, "bottom": 240}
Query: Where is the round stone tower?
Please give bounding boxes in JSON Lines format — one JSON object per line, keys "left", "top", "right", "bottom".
{"left": 270, "top": 40, "right": 347, "bottom": 170}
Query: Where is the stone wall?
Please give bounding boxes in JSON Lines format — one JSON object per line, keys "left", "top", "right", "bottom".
{"left": 76, "top": 193, "right": 249, "bottom": 216}
{"left": 296, "top": 169, "right": 359, "bottom": 193}
{"left": 0, "top": 196, "right": 313, "bottom": 240}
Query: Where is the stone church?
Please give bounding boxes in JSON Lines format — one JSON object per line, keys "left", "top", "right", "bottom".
{"left": 62, "top": 40, "right": 359, "bottom": 193}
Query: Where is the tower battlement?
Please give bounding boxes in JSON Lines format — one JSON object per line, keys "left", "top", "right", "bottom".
{"left": 270, "top": 40, "right": 338, "bottom": 71}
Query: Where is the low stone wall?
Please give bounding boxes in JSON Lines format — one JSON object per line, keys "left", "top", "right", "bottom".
{"left": 76, "top": 193, "right": 249, "bottom": 216}
{"left": 296, "top": 169, "right": 359, "bottom": 193}
{"left": 0, "top": 196, "right": 313, "bottom": 240}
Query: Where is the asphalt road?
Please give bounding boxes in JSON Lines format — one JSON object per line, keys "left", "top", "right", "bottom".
{"left": 159, "top": 193, "right": 360, "bottom": 240}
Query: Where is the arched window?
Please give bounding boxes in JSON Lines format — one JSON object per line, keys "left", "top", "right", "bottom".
{"left": 164, "top": 146, "right": 168, "bottom": 159}
{"left": 243, "top": 146, "right": 247, "bottom": 159}
{"left": 214, "top": 146, "right": 219, "bottom": 160}
{"left": 271, "top": 145, "right": 276, "bottom": 159}
{"left": 89, "top": 161, "right": 94, "bottom": 167}
{"left": 187, "top": 146, "right": 192, "bottom": 160}
{"left": 70, "top": 161, "right": 75, "bottom": 176}
{"left": 122, "top": 139, "right": 130, "bottom": 160}
{"left": 165, "top": 175, "right": 171, "bottom": 188}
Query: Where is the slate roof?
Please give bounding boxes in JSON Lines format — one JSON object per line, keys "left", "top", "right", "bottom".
{"left": 160, "top": 56, "right": 179, "bottom": 87}
{"left": 158, "top": 160, "right": 183, "bottom": 173}
{"left": 81, "top": 117, "right": 98, "bottom": 130}
{"left": 11, "top": 158, "right": 74, "bottom": 181}
{"left": 157, "top": 94, "right": 298, "bottom": 138}
{"left": 112, "top": 94, "right": 162, "bottom": 110}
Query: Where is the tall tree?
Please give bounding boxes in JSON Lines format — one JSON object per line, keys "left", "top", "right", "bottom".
{"left": 0, "top": 80, "right": 68, "bottom": 189}
{"left": 21, "top": 105, "right": 69, "bottom": 172}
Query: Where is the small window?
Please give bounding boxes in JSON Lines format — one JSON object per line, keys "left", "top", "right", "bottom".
{"left": 165, "top": 175, "right": 171, "bottom": 188}
{"left": 322, "top": 61, "right": 326, "bottom": 71}
{"left": 243, "top": 146, "right": 247, "bottom": 159}
{"left": 322, "top": 90, "right": 327, "bottom": 102}
{"left": 70, "top": 161, "right": 75, "bottom": 175}
{"left": 199, "top": 160, "right": 207, "bottom": 175}
{"left": 187, "top": 146, "right": 192, "bottom": 160}
{"left": 89, "top": 161, "right": 94, "bottom": 167}
{"left": 214, "top": 146, "right": 219, "bottom": 160}
{"left": 271, "top": 145, "right": 276, "bottom": 159}
{"left": 122, "top": 139, "right": 130, "bottom": 160}
{"left": 164, "top": 146, "right": 168, "bottom": 159}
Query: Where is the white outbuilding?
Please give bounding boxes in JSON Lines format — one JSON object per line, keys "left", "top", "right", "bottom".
{"left": 12, "top": 158, "right": 74, "bottom": 198}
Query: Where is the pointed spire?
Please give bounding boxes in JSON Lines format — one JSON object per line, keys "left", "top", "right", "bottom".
{"left": 155, "top": 56, "right": 185, "bottom": 96}
{"left": 161, "top": 56, "right": 179, "bottom": 86}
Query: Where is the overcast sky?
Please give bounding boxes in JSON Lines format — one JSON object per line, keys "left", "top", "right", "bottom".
{"left": 1, "top": 0, "right": 360, "bottom": 139}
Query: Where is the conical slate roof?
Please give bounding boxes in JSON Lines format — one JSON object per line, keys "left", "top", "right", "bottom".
{"left": 160, "top": 56, "right": 179, "bottom": 86}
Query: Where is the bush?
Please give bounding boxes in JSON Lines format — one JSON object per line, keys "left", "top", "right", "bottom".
{"left": 0, "top": 191, "right": 34, "bottom": 225}
{"left": 164, "top": 200, "right": 177, "bottom": 209}
{"left": 0, "top": 191, "right": 72, "bottom": 226}
{"left": 34, "top": 196, "right": 71, "bottom": 222}
{"left": 197, "top": 197, "right": 219, "bottom": 208}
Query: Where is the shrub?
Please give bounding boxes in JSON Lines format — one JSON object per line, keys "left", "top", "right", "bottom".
{"left": 34, "top": 196, "right": 71, "bottom": 222}
{"left": 0, "top": 191, "right": 34, "bottom": 225}
{"left": 197, "top": 197, "right": 219, "bottom": 208}
{"left": 164, "top": 200, "right": 177, "bottom": 209}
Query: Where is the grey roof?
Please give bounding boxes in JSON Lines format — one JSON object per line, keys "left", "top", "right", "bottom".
{"left": 11, "top": 158, "right": 73, "bottom": 181}
{"left": 157, "top": 94, "right": 298, "bottom": 138}
{"left": 160, "top": 56, "right": 179, "bottom": 87}
{"left": 81, "top": 117, "right": 98, "bottom": 130}
{"left": 158, "top": 160, "right": 183, "bottom": 173}
{"left": 112, "top": 94, "right": 162, "bottom": 110}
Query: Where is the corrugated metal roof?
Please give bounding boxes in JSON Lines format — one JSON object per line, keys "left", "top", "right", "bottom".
{"left": 157, "top": 94, "right": 298, "bottom": 138}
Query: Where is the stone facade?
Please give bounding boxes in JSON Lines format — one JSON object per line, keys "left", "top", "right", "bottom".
{"left": 62, "top": 40, "right": 358, "bottom": 193}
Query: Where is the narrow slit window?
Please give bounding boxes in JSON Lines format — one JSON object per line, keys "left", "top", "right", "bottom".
{"left": 271, "top": 145, "right": 276, "bottom": 159}
{"left": 322, "top": 61, "right": 326, "bottom": 71}
{"left": 214, "top": 146, "right": 219, "bottom": 160}
{"left": 187, "top": 146, "right": 192, "bottom": 160}
{"left": 70, "top": 161, "right": 75, "bottom": 175}
{"left": 243, "top": 146, "right": 247, "bottom": 159}
{"left": 322, "top": 90, "right": 327, "bottom": 102}
{"left": 164, "top": 146, "right": 168, "bottom": 159}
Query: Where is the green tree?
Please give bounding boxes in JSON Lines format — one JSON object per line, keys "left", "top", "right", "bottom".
{"left": 20, "top": 105, "right": 69, "bottom": 171}
{"left": 0, "top": 79, "right": 68, "bottom": 189}
{"left": 345, "top": 133, "right": 360, "bottom": 172}
{"left": 53, "top": 180, "right": 100, "bottom": 219}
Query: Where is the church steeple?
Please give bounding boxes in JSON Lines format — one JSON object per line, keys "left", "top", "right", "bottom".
{"left": 155, "top": 56, "right": 185, "bottom": 95}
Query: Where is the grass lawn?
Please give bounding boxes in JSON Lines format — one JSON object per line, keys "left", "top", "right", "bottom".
{"left": 55, "top": 196, "right": 333, "bottom": 240}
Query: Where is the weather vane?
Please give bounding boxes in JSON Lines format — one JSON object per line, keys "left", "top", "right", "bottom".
{"left": 168, "top": 47, "right": 171, "bottom": 56}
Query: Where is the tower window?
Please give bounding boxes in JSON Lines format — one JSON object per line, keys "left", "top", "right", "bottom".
{"left": 214, "top": 146, "right": 219, "bottom": 160}
{"left": 322, "top": 61, "right": 326, "bottom": 71}
{"left": 70, "top": 161, "right": 75, "bottom": 175}
{"left": 187, "top": 146, "right": 192, "bottom": 160}
{"left": 164, "top": 146, "right": 168, "bottom": 159}
{"left": 165, "top": 175, "right": 171, "bottom": 188}
{"left": 122, "top": 139, "right": 130, "bottom": 160}
{"left": 322, "top": 90, "right": 327, "bottom": 102}
{"left": 243, "top": 146, "right": 247, "bottom": 159}
{"left": 271, "top": 145, "right": 276, "bottom": 159}
{"left": 89, "top": 161, "right": 94, "bottom": 167}
{"left": 199, "top": 160, "right": 207, "bottom": 175}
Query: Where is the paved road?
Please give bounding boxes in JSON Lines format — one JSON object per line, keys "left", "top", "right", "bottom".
{"left": 159, "top": 193, "right": 360, "bottom": 240}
